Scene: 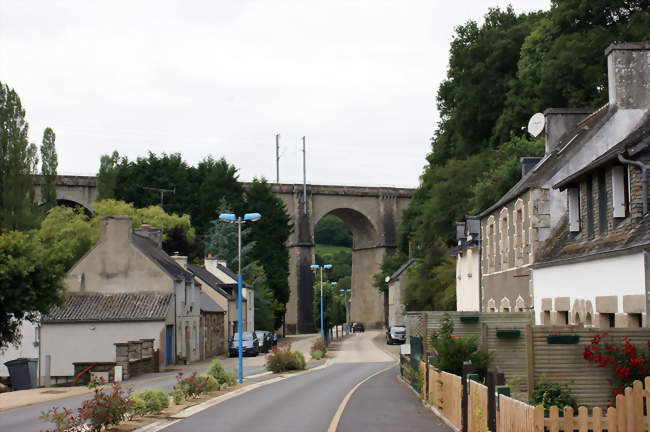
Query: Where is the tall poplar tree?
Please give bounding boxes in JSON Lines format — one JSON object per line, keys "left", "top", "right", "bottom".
{"left": 0, "top": 82, "right": 39, "bottom": 231}
{"left": 40, "top": 127, "right": 58, "bottom": 211}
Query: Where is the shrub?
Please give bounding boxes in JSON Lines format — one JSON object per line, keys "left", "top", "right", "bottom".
{"left": 130, "top": 395, "right": 148, "bottom": 417}
{"left": 39, "top": 407, "right": 83, "bottom": 432}
{"left": 311, "top": 349, "right": 324, "bottom": 360}
{"left": 131, "top": 389, "right": 169, "bottom": 415}
{"left": 531, "top": 377, "right": 577, "bottom": 416}
{"left": 583, "top": 333, "right": 650, "bottom": 397}
{"left": 170, "top": 388, "right": 185, "bottom": 405}
{"left": 173, "top": 372, "right": 220, "bottom": 400}
{"left": 311, "top": 339, "right": 328, "bottom": 354}
{"left": 202, "top": 375, "right": 220, "bottom": 392}
{"left": 266, "top": 345, "right": 307, "bottom": 372}
{"left": 206, "top": 359, "right": 236, "bottom": 387}
{"left": 430, "top": 314, "right": 490, "bottom": 379}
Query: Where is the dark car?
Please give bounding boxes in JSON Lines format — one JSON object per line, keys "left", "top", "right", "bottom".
{"left": 272, "top": 333, "right": 278, "bottom": 346}
{"left": 255, "top": 330, "right": 272, "bottom": 353}
{"left": 386, "top": 326, "right": 406, "bottom": 345}
{"left": 229, "top": 331, "right": 259, "bottom": 357}
{"left": 351, "top": 322, "right": 365, "bottom": 333}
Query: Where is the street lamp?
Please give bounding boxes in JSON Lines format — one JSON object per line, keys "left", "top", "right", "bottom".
{"left": 310, "top": 263, "right": 332, "bottom": 341}
{"left": 218, "top": 212, "right": 262, "bottom": 384}
{"left": 339, "top": 287, "right": 351, "bottom": 329}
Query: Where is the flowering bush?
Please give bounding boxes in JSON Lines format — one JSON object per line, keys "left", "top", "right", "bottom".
{"left": 173, "top": 372, "right": 219, "bottom": 400}
{"left": 583, "top": 333, "right": 650, "bottom": 396}
{"left": 40, "top": 380, "right": 133, "bottom": 431}
{"left": 311, "top": 339, "right": 328, "bottom": 355}
{"left": 266, "top": 344, "right": 306, "bottom": 372}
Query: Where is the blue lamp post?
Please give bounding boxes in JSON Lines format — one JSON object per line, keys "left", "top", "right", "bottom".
{"left": 218, "top": 212, "right": 262, "bottom": 384}
{"left": 310, "top": 264, "right": 332, "bottom": 341}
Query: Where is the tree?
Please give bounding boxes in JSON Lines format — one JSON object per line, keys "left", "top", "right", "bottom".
{"left": 40, "top": 127, "right": 58, "bottom": 211}
{"left": 96, "top": 150, "right": 121, "bottom": 200}
{"left": 0, "top": 82, "right": 40, "bottom": 232}
{"left": 314, "top": 215, "right": 352, "bottom": 247}
{"left": 244, "top": 179, "right": 293, "bottom": 328}
{"left": 403, "top": 244, "right": 456, "bottom": 311}
{"left": 0, "top": 230, "right": 65, "bottom": 349}
{"left": 312, "top": 280, "right": 346, "bottom": 331}
{"left": 373, "top": 251, "right": 409, "bottom": 291}
{"left": 204, "top": 199, "right": 254, "bottom": 272}
{"left": 38, "top": 206, "right": 96, "bottom": 271}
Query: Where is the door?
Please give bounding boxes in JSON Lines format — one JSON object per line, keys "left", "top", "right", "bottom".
{"left": 165, "top": 325, "right": 173, "bottom": 365}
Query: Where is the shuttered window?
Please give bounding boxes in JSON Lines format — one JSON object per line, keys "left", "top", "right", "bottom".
{"left": 568, "top": 188, "right": 580, "bottom": 232}
{"left": 611, "top": 165, "right": 626, "bottom": 218}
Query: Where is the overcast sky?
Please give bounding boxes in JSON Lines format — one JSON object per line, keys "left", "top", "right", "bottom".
{"left": 1, "top": 1, "right": 549, "bottom": 188}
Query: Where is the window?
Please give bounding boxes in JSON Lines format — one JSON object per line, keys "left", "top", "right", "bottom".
{"left": 486, "top": 217, "right": 496, "bottom": 273}
{"left": 629, "top": 313, "right": 642, "bottom": 328}
{"left": 598, "top": 170, "right": 607, "bottom": 234}
{"left": 542, "top": 311, "right": 551, "bottom": 325}
{"left": 513, "top": 199, "right": 525, "bottom": 265}
{"left": 611, "top": 165, "right": 626, "bottom": 218}
{"left": 487, "top": 298, "right": 496, "bottom": 313}
{"left": 558, "top": 311, "right": 569, "bottom": 325}
{"left": 500, "top": 297, "right": 511, "bottom": 313}
{"left": 499, "top": 209, "right": 509, "bottom": 267}
{"left": 586, "top": 176, "right": 595, "bottom": 238}
{"left": 567, "top": 188, "right": 580, "bottom": 232}
{"left": 608, "top": 313, "right": 616, "bottom": 328}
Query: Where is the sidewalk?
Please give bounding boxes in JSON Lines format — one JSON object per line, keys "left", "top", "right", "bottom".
{"left": 0, "top": 333, "right": 321, "bottom": 413}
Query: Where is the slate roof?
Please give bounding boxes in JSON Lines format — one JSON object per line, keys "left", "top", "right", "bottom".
{"left": 533, "top": 214, "right": 650, "bottom": 267}
{"left": 131, "top": 234, "right": 194, "bottom": 282}
{"left": 554, "top": 114, "right": 650, "bottom": 190}
{"left": 187, "top": 264, "right": 234, "bottom": 300}
{"left": 477, "top": 105, "right": 612, "bottom": 218}
{"left": 216, "top": 264, "right": 252, "bottom": 289}
{"left": 200, "top": 290, "right": 226, "bottom": 313}
{"left": 389, "top": 258, "right": 415, "bottom": 281}
{"left": 448, "top": 238, "right": 479, "bottom": 257}
{"left": 43, "top": 292, "right": 172, "bottom": 323}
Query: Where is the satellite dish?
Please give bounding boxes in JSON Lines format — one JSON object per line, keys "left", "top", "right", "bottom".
{"left": 527, "top": 113, "right": 545, "bottom": 137}
{"left": 384, "top": 276, "right": 390, "bottom": 283}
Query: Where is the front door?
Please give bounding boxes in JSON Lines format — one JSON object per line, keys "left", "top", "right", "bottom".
{"left": 165, "top": 325, "right": 173, "bottom": 365}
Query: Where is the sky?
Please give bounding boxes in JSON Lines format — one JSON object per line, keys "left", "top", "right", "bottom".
{"left": 0, "top": 1, "right": 550, "bottom": 188}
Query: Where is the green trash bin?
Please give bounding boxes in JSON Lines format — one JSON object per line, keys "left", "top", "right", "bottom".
{"left": 4, "top": 358, "right": 38, "bottom": 390}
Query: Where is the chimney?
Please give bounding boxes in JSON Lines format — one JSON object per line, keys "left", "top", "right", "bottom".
{"left": 456, "top": 222, "right": 466, "bottom": 243}
{"left": 543, "top": 108, "right": 594, "bottom": 154}
{"left": 100, "top": 215, "right": 132, "bottom": 247}
{"left": 205, "top": 255, "right": 227, "bottom": 276}
{"left": 606, "top": 42, "right": 650, "bottom": 109}
{"left": 520, "top": 157, "right": 542, "bottom": 178}
{"left": 170, "top": 252, "right": 188, "bottom": 270}
{"left": 134, "top": 224, "right": 162, "bottom": 248}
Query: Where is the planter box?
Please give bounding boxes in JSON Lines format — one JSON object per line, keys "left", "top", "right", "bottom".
{"left": 496, "top": 329, "right": 521, "bottom": 339}
{"left": 547, "top": 334, "right": 580, "bottom": 344}
{"left": 460, "top": 316, "right": 479, "bottom": 323}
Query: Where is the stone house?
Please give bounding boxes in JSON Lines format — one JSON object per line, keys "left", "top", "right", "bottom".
{"left": 473, "top": 42, "right": 649, "bottom": 314}
{"left": 532, "top": 115, "right": 649, "bottom": 328}
{"left": 449, "top": 217, "right": 481, "bottom": 311}
{"left": 386, "top": 258, "right": 414, "bottom": 328}
{"left": 40, "top": 216, "right": 202, "bottom": 380}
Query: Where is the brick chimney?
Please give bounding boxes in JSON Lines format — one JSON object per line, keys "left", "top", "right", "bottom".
{"left": 134, "top": 224, "right": 162, "bottom": 248}
{"left": 100, "top": 215, "right": 132, "bottom": 248}
{"left": 606, "top": 42, "right": 650, "bottom": 109}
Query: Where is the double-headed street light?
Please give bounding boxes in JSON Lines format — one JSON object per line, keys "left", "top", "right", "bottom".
{"left": 339, "top": 287, "right": 351, "bottom": 328}
{"left": 310, "top": 264, "right": 332, "bottom": 341}
{"left": 218, "top": 212, "right": 262, "bottom": 384}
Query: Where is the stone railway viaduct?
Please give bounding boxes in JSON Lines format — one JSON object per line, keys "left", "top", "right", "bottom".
{"left": 36, "top": 176, "right": 413, "bottom": 333}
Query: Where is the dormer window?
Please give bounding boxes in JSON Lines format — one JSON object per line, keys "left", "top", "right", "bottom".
{"left": 568, "top": 187, "right": 580, "bottom": 232}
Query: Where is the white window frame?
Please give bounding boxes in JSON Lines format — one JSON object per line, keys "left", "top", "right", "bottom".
{"left": 611, "top": 165, "right": 626, "bottom": 218}
{"left": 568, "top": 187, "right": 581, "bottom": 232}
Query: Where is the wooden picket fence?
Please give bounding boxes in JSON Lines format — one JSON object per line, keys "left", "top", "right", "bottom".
{"left": 428, "top": 365, "right": 463, "bottom": 430}
{"left": 469, "top": 380, "right": 489, "bottom": 432}
{"left": 497, "top": 377, "right": 650, "bottom": 432}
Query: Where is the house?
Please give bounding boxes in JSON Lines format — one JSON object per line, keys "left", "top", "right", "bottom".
{"left": 532, "top": 115, "right": 649, "bottom": 328}
{"left": 474, "top": 41, "right": 649, "bottom": 314}
{"left": 198, "top": 290, "right": 226, "bottom": 358}
{"left": 449, "top": 217, "right": 481, "bottom": 311}
{"left": 40, "top": 216, "right": 201, "bottom": 381}
{"left": 386, "top": 258, "right": 415, "bottom": 328}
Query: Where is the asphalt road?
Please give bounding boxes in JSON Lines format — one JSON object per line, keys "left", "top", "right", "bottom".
{"left": 163, "top": 331, "right": 452, "bottom": 432}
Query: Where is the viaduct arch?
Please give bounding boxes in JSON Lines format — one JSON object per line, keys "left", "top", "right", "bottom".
{"left": 40, "top": 176, "right": 413, "bottom": 333}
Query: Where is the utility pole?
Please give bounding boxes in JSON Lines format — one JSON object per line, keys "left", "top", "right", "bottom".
{"left": 141, "top": 186, "right": 175, "bottom": 231}
{"left": 275, "top": 134, "right": 280, "bottom": 183}
{"left": 302, "top": 136, "right": 307, "bottom": 215}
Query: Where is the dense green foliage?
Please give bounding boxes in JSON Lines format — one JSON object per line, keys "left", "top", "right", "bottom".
{"left": 265, "top": 345, "right": 306, "bottom": 372}
{"left": 206, "top": 359, "right": 237, "bottom": 387}
{"left": 314, "top": 214, "right": 352, "bottom": 247}
{"left": 385, "top": 1, "right": 649, "bottom": 311}
{"left": 130, "top": 388, "right": 169, "bottom": 416}
{"left": 0, "top": 230, "right": 66, "bottom": 349}
{"left": 430, "top": 315, "right": 490, "bottom": 379}
{"left": 312, "top": 278, "right": 346, "bottom": 330}
{"left": 531, "top": 377, "right": 577, "bottom": 415}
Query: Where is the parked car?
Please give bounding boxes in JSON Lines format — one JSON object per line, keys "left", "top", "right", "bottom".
{"left": 255, "top": 330, "right": 272, "bottom": 353}
{"left": 272, "top": 333, "right": 279, "bottom": 346}
{"left": 229, "top": 332, "right": 259, "bottom": 357}
{"left": 351, "top": 322, "right": 365, "bottom": 333}
{"left": 386, "top": 326, "right": 406, "bottom": 345}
